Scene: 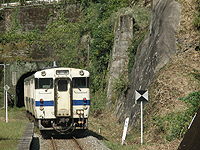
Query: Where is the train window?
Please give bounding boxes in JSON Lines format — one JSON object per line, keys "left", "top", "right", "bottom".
{"left": 87, "top": 77, "right": 90, "bottom": 88}
{"left": 58, "top": 80, "right": 68, "bottom": 91}
{"left": 39, "top": 78, "right": 53, "bottom": 89}
{"left": 72, "top": 77, "right": 89, "bottom": 88}
{"left": 35, "top": 78, "right": 53, "bottom": 89}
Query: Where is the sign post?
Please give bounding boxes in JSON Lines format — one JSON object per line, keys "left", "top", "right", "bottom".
{"left": 87, "top": 37, "right": 90, "bottom": 72}
{"left": 0, "top": 63, "right": 9, "bottom": 109}
{"left": 135, "top": 90, "right": 148, "bottom": 145}
{"left": 4, "top": 85, "right": 10, "bottom": 123}
{"left": 121, "top": 117, "right": 129, "bottom": 145}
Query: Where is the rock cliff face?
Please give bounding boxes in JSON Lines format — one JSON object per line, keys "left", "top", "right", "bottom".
{"left": 115, "top": 0, "right": 181, "bottom": 127}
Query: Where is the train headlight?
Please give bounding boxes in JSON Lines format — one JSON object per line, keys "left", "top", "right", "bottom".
{"left": 76, "top": 110, "right": 81, "bottom": 115}
{"left": 41, "top": 71, "right": 46, "bottom": 76}
{"left": 79, "top": 70, "right": 84, "bottom": 76}
{"left": 81, "top": 110, "right": 84, "bottom": 115}
{"left": 76, "top": 109, "right": 84, "bottom": 115}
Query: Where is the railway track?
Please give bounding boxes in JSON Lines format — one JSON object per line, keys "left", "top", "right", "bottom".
{"left": 73, "top": 136, "right": 83, "bottom": 150}
{"left": 51, "top": 137, "right": 57, "bottom": 150}
{"left": 31, "top": 132, "right": 110, "bottom": 150}
{"left": 50, "top": 136, "right": 83, "bottom": 150}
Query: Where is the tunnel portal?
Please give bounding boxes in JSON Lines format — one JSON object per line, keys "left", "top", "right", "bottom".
{"left": 16, "top": 72, "right": 36, "bottom": 107}
{"left": 5, "top": 61, "right": 46, "bottom": 107}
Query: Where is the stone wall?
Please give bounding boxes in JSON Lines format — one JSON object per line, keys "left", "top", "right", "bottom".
{"left": 0, "top": 5, "right": 55, "bottom": 33}
{"left": 0, "top": 3, "right": 81, "bottom": 33}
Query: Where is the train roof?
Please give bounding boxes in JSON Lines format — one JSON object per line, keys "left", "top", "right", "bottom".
{"left": 24, "top": 68, "right": 89, "bottom": 82}
{"left": 39, "top": 67, "right": 89, "bottom": 77}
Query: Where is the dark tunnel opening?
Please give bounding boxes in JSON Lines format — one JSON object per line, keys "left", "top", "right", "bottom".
{"left": 16, "top": 71, "right": 36, "bottom": 107}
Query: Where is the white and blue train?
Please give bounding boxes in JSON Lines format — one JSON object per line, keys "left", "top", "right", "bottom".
{"left": 24, "top": 66, "right": 90, "bottom": 134}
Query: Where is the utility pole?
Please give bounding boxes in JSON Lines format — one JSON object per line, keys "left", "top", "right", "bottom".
{"left": 87, "top": 37, "right": 90, "bottom": 72}
{"left": 4, "top": 85, "right": 10, "bottom": 123}
{"left": 0, "top": 63, "right": 10, "bottom": 109}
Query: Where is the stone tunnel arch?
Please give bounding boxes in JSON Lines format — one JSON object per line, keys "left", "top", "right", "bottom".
{"left": 16, "top": 71, "right": 36, "bottom": 107}
{"left": 6, "top": 61, "right": 46, "bottom": 107}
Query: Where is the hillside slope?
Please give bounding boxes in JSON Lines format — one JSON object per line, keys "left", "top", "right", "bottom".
{"left": 141, "top": 49, "right": 199, "bottom": 149}
{"left": 138, "top": 0, "right": 199, "bottom": 149}
{"left": 109, "top": 0, "right": 199, "bottom": 149}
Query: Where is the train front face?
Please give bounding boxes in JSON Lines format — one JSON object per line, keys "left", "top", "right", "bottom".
{"left": 37, "top": 68, "right": 90, "bottom": 134}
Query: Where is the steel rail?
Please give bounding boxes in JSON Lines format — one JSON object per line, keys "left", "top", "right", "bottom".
{"left": 73, "top": 136, "right": 83, "bottom": 150}
{"left": 51, "top": 136, "right": 57, "bottom": 150}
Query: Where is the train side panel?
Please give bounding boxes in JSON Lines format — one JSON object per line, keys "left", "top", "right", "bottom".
{"left": 34, "top": 69, "right": 55, "bottom": 119}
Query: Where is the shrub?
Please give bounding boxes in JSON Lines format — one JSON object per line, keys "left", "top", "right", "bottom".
{"left": 151, "top": 90, "right": 200, "bottom": 141}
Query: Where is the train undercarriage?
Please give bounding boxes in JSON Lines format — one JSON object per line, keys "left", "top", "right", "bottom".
{"left": 26, "top": 111, "right": 88, "bottom": 135}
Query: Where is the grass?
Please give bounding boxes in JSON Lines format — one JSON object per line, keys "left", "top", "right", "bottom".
{"left": 0, "top": 107, "right": 29, "bottom": 150}
{"left": 88, "top": 112, "right": 164, "bottom": 150}
{"left": 88, "top": 111, "right": 145, "bottom": 150}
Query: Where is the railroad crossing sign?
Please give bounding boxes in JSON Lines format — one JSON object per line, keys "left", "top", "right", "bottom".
{"left": 135, "top": 90, "right": 148, "bottom": 104}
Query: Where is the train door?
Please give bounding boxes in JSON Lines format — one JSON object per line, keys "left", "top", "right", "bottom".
{"left": 55, "top": 78, "right": 71, "bottom": 117}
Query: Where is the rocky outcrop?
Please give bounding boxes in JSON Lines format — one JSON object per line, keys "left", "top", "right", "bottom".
{"left": 115, "top": 0, "right": 181, "bottom": 127}
{"left": 107, "top": 7, "right": 151, "bottom": 103}
{"left": 107, "top": 14, "right": 133, "bottom": 100}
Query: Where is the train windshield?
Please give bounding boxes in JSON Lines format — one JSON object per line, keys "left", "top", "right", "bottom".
{"left": 58, "top": 80, "right": 68, "bottom": 91}
{"left": 35, "top": 78, "right": 53, "bottom": 89}
{"left": 72, "top": 77, "right": 89, "bottom": 88}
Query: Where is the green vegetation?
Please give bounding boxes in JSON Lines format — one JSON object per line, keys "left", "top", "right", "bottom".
{"left": 0, "top": 0, "right": 199, "bottom": 149}
{"left": 193, "top": 0, "right": 200, "bottom": 31}
{"left": 90, "top": 91, "right": 107, "bottom": 115}
{"left": 0, "top": 107, "right": 29, "bottom": 150}
{"left": 151, "top": 90, "right": 200, "bottom": 141}
{"left": 113, "top": 71, "right": 129, "bottom": 95}
{"left": 0, "top": 0, "right": 151, "bottom": 114}
{"left": 0, "top": 84, "right": 3, "bottom": 108}
{"left": 0, "top": 2, "right": 151, "bottom": 148}
{"left": 127, "top": 27, "right": 149, "bottom": 73}
{"left": 103, "top": 140, "right": 141, "bottom": 150}
{"left": 0, "top": 9, "right": 24, "bottom": 44}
